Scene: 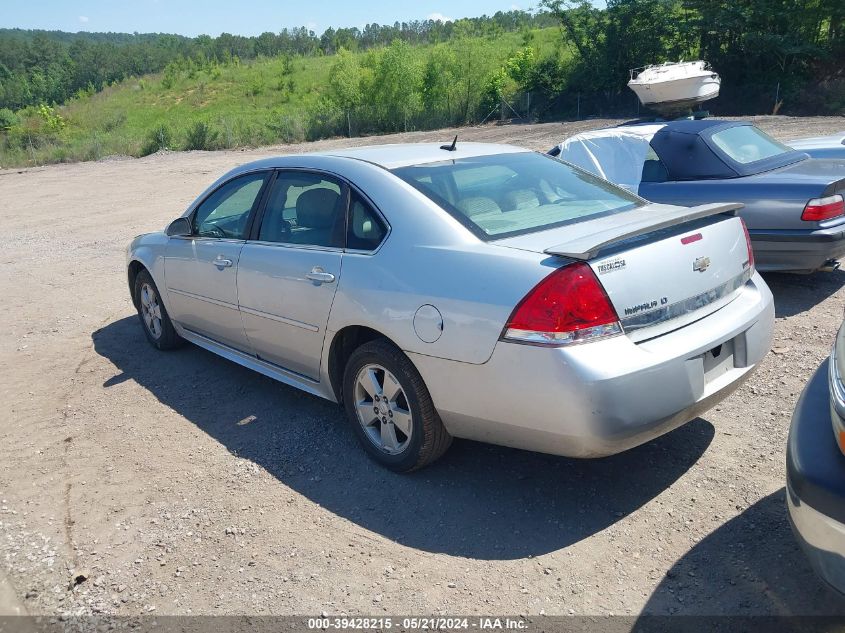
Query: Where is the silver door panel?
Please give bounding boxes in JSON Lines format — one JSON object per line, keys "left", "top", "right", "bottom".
{"left": 237, "top": 242, "right": 342, "bottom": 379}
{"left": 164, "top": 238, "right": 251, "bottom": 350}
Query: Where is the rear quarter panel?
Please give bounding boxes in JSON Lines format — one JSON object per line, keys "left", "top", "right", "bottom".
{"left": 328, "top": 234, "right": 552, "bottom": 365}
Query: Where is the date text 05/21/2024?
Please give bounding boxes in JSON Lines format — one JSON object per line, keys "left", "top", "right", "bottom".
{"left": 306, "top": 617, "right": 527, "bottom": 630}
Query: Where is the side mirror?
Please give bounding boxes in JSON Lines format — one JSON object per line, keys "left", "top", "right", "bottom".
{"left": 166, "top": 217, "right": 192, "bottom": 237}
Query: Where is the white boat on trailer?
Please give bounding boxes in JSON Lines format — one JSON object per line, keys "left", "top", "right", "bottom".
{"left": 628, "top": 61, "right": 720, "bottom": 113}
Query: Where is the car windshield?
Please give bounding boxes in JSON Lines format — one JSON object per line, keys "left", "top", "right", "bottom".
{"left": 710, "top": 126, "right": 791, "bottom": 165}
{"left": 392, "top": 152, "right": 642, "bottom": 240}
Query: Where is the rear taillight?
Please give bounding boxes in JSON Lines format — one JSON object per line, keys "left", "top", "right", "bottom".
{"left": 503, "top": 262, "right": 622, "bottom": 346}
{"left": 740, "top": 218, "right": 755, "bottom": 271}
{"left": 802, "top": 194, "right": 845, "bottom": 222}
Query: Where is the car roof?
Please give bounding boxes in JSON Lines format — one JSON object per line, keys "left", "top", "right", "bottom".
{"left": 225, "top": 143, "right": 530, "bottom": 177}
{"left": 208, "top": 143, "right": 534, "bottom": 199}
{"left": 554, "top": 119, "right": 746, "bottom": 146}
{"left": 642, "top": 118, "right": 738, "bottom": 134}
{"left": 318, "top": 142, "right": 528, "bottom": 169}
{"left": 615, "top": 118, "right": 744, "bottom": 137}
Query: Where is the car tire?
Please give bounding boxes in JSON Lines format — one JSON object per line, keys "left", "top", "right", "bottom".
{"left": 343, "top": 339, "right": 452, "bottom": 472}
{"left": 134, "top": 269, "right": 183, "bottom": 351}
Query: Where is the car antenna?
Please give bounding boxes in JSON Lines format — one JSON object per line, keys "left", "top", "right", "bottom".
{"left": 440, "top": 135, "right": 458, "bottom": 151}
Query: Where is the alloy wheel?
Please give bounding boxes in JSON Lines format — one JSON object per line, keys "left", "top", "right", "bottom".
{"left": 139, "top": 282, "right": 163, "bottom": 340}
{"left": 353, "top": 364, "right": 413, "bottom": 454}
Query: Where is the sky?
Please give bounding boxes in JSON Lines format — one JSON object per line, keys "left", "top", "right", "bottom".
{"left": 1, "top": 0, "right": 547, "bottom": 38}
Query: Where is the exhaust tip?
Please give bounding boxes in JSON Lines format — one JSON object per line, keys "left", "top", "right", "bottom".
{"left": 819, "top": 259, "right": 841, "bottom": 273}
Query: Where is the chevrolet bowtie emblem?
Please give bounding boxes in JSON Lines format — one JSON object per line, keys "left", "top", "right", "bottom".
{"left": 693, "top": 256, "right": 711, "bottom": 273}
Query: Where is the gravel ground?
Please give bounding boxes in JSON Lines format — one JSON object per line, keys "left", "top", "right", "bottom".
{"left": 2, "top": 115, "right": 845, "bottom": 620}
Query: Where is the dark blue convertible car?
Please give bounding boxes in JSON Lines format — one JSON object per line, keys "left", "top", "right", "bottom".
{"left": 552, "top": 120, "right": 845, "bottom": 273}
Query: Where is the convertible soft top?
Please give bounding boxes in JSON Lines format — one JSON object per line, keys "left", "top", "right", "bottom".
{"left": 649, "top": 120, "right": 741, "bottom": 180}
{"left": 553, "top": 120, "right": 807, "bottom": 187}
{"left": 549, "top": 124, "right": 665, "bottom": 191}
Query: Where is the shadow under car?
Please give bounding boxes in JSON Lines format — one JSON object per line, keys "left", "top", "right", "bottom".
{"left": 763, "top": 268, "right": 845, "bottom": 318}
{"left": 94, "top": 315, "right": 716, "bottom": 560}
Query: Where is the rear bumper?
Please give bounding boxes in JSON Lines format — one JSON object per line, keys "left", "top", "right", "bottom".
{"left": 786, "top": 360, "right": 845, "bottom": 596}
{"left": 410, "top": 272, "right": 774, "bottom": 458}
{"left": 750, "top": 225, "right": 845, "bottom": 273}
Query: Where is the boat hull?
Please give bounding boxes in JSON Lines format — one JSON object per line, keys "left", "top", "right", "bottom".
{"left": 629, "top": 74, "right": 720, "bottom": 111}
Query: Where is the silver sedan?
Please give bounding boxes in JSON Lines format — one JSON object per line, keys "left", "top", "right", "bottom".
{"left": 127, "top": 142, "right": 774, "bottom": 471}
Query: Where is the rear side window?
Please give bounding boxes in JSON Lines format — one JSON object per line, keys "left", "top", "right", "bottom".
{"left": 393, "top": 152, "right": 642, "bottom": 240}
{"left": 257, "top": 172, "right": 344, "bottom": 247}
{"left": 641, "top": 145, "right": 669, "bottom": 183}
{"left": 347, "top": 192, "right": 387, "bottom": 251}
{"left": 710, "top": 126, "right": 790, "bottom": 164}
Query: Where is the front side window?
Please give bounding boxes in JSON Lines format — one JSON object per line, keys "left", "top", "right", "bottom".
{"left": 393, "top": 152, "right": 642, "bottom": 240}
{"left": 257, "top": 172, "right": 344, "bottom": 247}
{"left": 193, "top": 172, "right": 268, "bottom": 239}
{"left": 710, "top": 125, "right": 790, "bottom": 165}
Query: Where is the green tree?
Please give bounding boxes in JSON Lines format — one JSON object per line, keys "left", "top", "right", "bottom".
{"left": 450, "top": 35, "right": 497, "bottom": 123}
{"left": 370, "top": 40, "right": 422, "bottom": 131}
{"left": 505, "top": 46, "right": 536, "bottom": 90}
{"left": 328, "top": 48, "right": 363, "bottom": 136}
{"left": 421, "top": 45, "right": 458, "bottom": 125}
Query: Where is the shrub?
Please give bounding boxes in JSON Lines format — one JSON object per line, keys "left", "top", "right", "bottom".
{"left": 140, "top": 124, "right": 173, "bottom": 156}
{"left": 0, "top": 108, "right": 18, "bottom": 131}
{"left": 74, "top": 83, "right": 96, "bottom": 100}
{"left": 267, "top": 111, "right": 306, "bottom": 143}
{"left": 4, "top": 124, "right": 36, "bottom": 151}
{"left": 246, "top": 76, "right": 265, "bottom": 96}
{"left": 305, "top": 98, "right": 344, "bottom": 141}
{"left": 37, "top": 104, "right": 66, "bottom": 133}
{"left": 161, "top": 62, "right": 179, "bottom": 89}
{"left": 102, "top": 111, "right": 127, "bottom": 132}
{"left": 280, "top": 54, "right": 294, "bottom": 76}
{"left": 183, "top": 120, "right": 219, "bottom": 150}
{"left": 84, "top": 133, "right": 104, "bottom": 161}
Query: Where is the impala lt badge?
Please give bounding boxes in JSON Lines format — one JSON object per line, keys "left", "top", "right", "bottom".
{"left": 693, "top": 256, "right": 711, "bottom": 273}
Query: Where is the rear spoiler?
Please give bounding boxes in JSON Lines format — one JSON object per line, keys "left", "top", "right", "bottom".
{"left": 543, "top": 202, "right": 743, "bottom": 260}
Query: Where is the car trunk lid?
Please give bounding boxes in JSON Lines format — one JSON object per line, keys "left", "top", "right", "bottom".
{"left": 746, "top": 157, "right": 845, "bottom": 197}
{"left": 496, "top": 202, "right": 753, "bottom": 341}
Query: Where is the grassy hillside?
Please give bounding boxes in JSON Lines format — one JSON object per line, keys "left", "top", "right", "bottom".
{"left": 0, "top": 28, "right": 564, "bottom": 168}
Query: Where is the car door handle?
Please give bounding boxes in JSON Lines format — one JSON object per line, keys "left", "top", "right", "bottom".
{"left": 305, "top": 268, "right": 336, "bottom": 284}
{"left": 213, "top": 256, "right": 233, "bottom": 268}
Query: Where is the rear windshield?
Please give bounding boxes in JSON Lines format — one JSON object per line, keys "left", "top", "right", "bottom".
{"left": 392, "top": 152, "right": 642, "bottom": 240}
{"left": 710, "top": 126, "right": 790, "bottom": 165}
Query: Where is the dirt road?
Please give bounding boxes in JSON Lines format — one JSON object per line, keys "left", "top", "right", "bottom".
{"left": 2, "top": 116, "right": 845, "bottom": 619}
